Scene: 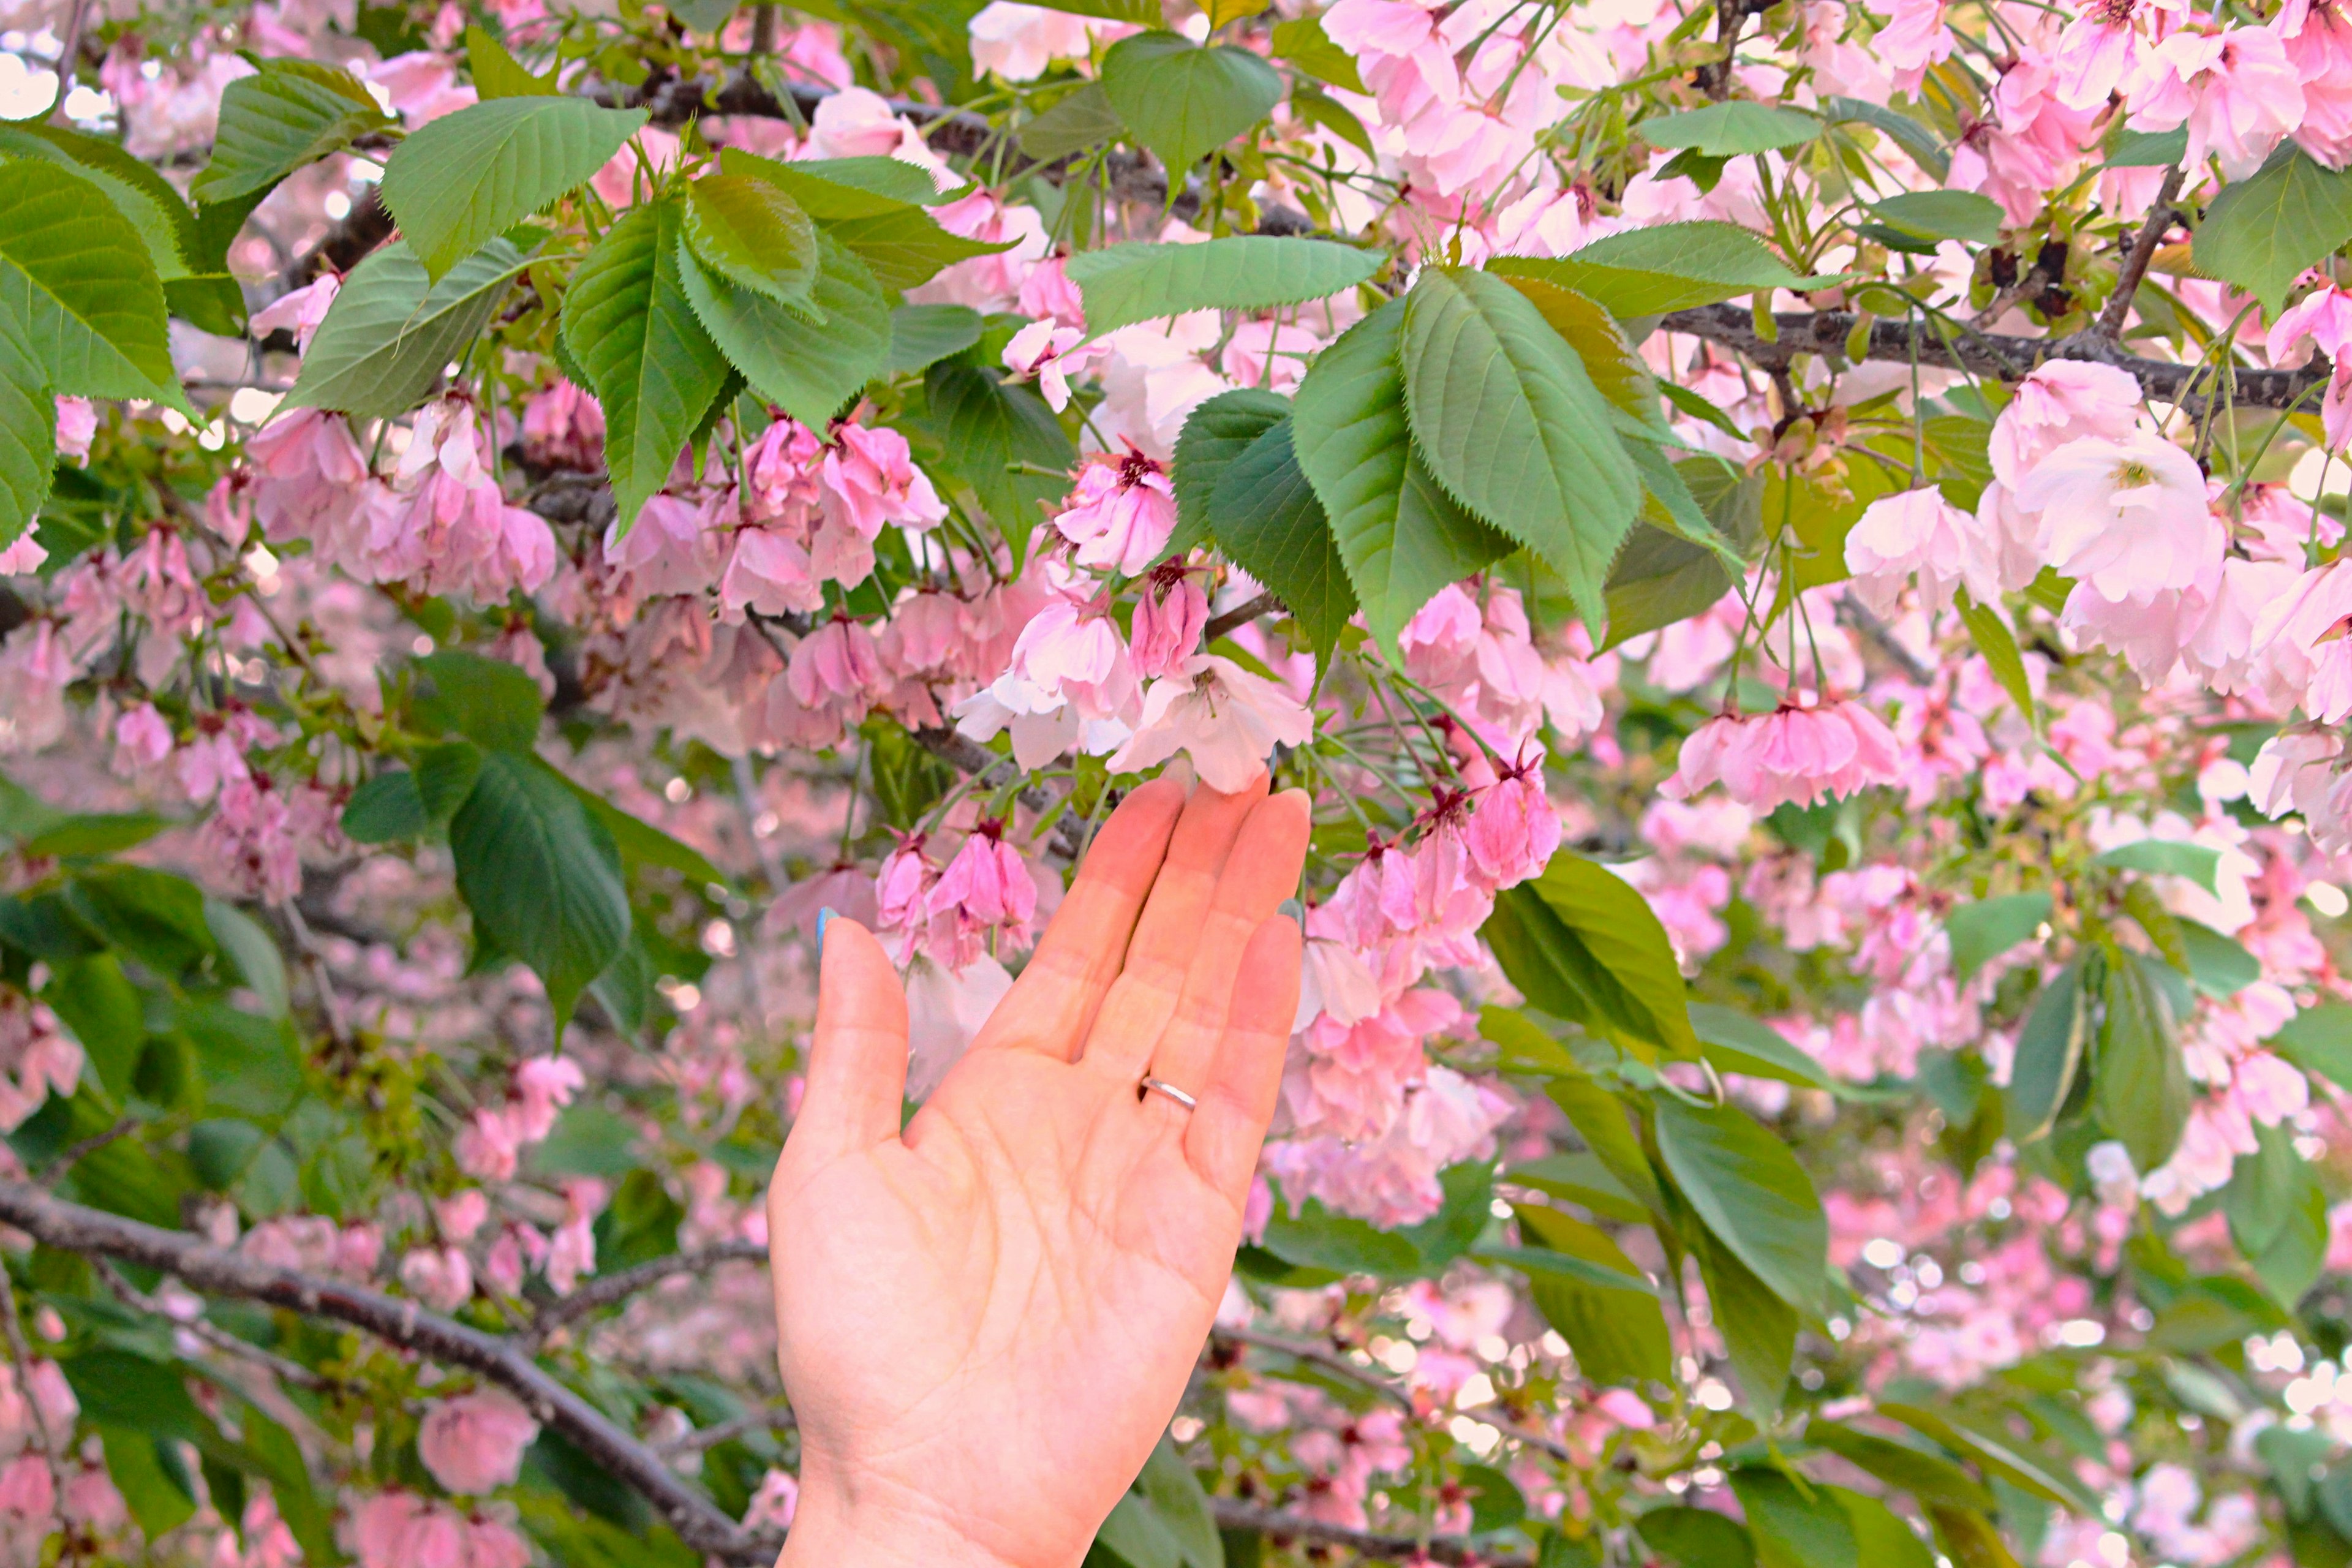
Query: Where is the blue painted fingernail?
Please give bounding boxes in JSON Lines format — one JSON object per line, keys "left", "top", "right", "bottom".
{"left": 816, "top": 907, "right": 835, "bottom": 959}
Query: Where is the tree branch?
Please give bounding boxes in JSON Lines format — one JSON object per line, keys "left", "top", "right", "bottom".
{"left": 1657, "top": 303, "right": 2329, "bottom": 412}
{"left": 525, "top": 1238, "right": 767, "bottom": 1343}
{"left": 2095, "top": 166, "right": 2186, "bottom": 340}
{"left": 1204, "top": 590, "right": 1284, "bottom": 642}
{"left": 0, "top": 1182, "right": 777, "bottom": 1564}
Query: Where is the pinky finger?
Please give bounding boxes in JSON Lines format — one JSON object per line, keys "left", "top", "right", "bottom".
{"left": 1183, "top": 913, "right": 1302, "bottom": 1205}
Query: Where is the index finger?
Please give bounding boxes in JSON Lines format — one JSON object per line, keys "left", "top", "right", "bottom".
{"left": 967, "top": 775, "right": 1187, "bottom": 1059}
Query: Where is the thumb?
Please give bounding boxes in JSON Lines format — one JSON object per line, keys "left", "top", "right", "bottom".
{"left": 790, "top": 914, "right": 910, "bottom": 1162}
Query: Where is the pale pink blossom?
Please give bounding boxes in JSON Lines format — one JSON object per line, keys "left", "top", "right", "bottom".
{"left": 53, "top": 396, "right": 96, "bottom": 462}
{"left": 2013, "top": 434, "right": 2221, "bottom": 603}
{"left": 1003, "top": 318, "right": 1105, "bottom": 412}
{"left": 1844, "top": 486, "right": 2000, "bottom": 613}
{"left": 1664, "top": 699, "right": 1905, "bottom": 812}
{"left": 1107, "top": 655, "right": 1316, "bottom": 791}
{"left": 250, "top": 273, "right": 341, "bottom": 352}
{"left": 1051, "top": 449, "right": 1177, "bottom": 575}
{"left": 2120, "top": 27, "right": 2306, "bottom": 179}
{"left": 418, "top": 1390, "right": 540, "bottom": 1495}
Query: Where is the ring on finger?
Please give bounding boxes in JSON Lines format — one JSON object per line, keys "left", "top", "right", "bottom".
{"left": 1138, "top": 1075, "right": 1197, "bottom": 1112}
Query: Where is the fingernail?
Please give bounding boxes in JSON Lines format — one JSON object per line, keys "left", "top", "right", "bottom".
{"left": 816, "top": 907, "right": 835, "bottom": 959}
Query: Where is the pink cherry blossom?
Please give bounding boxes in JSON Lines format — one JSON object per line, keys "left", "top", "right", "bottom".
{"left": 1004, "top": 318, "right": 1106, "bottom": 412}
{"left": 1131, "top": 562, "right": 1209, "bottom": 678}
{"left": 249, "top": 273, "right": 340, "bottom": 352}
{"left": 2267, "top": 284, "right": 2352, "bottom": 451}
{"left": 1107, "top": 654, "right": 1316, "bottom": 791}
{"left": 1844, "top": 486, "right": 2000, "bottom": 614}
{"left": 1664, "top": 698, "right": 1905, "bottom": 812}
{"left": 417, "top": 1390, "right": 539, "bottom": 1496}
{"left": 926, "top": 820, "right": 1040, "bottom": 963}
{"left": 1051, "top": 448, "right": 1178, "bottom": 576}
{"left": 2013, "top": 433, "right": 2222, "bottom": 603}
{"left": 2120, "top": 26, "right": 2306, "bottom": 179}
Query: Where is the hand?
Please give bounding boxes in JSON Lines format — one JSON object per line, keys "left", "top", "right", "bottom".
{"left": 765, "top": 773, "right": 1310, "bottom": 1568}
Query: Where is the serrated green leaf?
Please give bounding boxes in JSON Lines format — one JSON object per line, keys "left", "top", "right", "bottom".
{"left": 678, "top": 231, "right": 888, "bottom": 429}
{"left": 919, "top": 361, "right": 1075, "bottom": 546}
{"left": 1820, "top": 96, "right": 1950, "bottom": 179}
{"left": 1101, "top": 31, "right": 1284, "bottom": 176}
{"left": 341, "top": 771, "right": 427, "bottom": 844}
{"left": 2192, "top": 148, "right": 2352, "bottom": 316}
{"left": 1066, "top": 236, "right": 1379, "bottom": 338}
{"left": 1833, "top": 1490, "right": 1936, "bottom": 1568}
{"left": 203, "top": 898, "right": 289, "bottom": 1018}
{"left": 1879, "top": 1405, "right": 2098, "bottom": 1514}
{"left": 1291, "top": 296, "right": 1509, "bottom": 657}
{"left": 2006, "top": 960, "right": 2088, "bottom": 1142}
{"left": 1019, "top": 82, "right": 1124, "bottom": 162}
{"left": 886, "top": 303, "right": 982, "bottom": 375}
{"left": 382, "top": 96, "right": 647, "bottom": 279}
{"left": 0, "top": 158, "right": 181, "bottom": 407}
{"left": 685, "top": 173, "right": 819, "bottom": 306}
{"left": 1870, "top": 189, "right": 2003, "bottom": 244}
{"left": 1656, "top": 1097, "right": 1828, "bottom": 1316}
{"left": 1731, "top": 1468, "right": 1858, "bottom": 1568}
{"left": 1644, "top": 102, "right": 1822, "bottom": 155}
{"left": 1270, "top": 15, "right": 1366, "bottom": 91}
{"left": 449, "top": 752, "right": 630, "bottom": 1035}
{"left": 1402, "top": 267, "right": 1640, "bottom": 628}
{"left": 722, "top": 149, "right": 949, "bottom": 217}
{"left": 1493, "top": 222, "right": 1823, "bottom": 318}
{"left": 412, "top": 649, "right": 545, "bottom": 750}
{"left": 1945, "top": 891, "right": 2051, "bottom": 982}
{"left": 466, "top": 24, "right": 557, "bottom": 97}
{"left": 282, "top": 236, "right": 534, "bottom": 418}
{"left": 0, "top": 122, "right": 198, "bottom": 281}
{"left": 1000, "top": 0, "right": 1159, "bottom": 23}
{"left": 1695, "top": 1231, "right": 1797, "bottom": 1415}
{"left": 820, "top": 206, "right": 1014, "bottom": 292}
{"left": 0, "top": 321, "right": 56, "bottom": 545}
{"left": 1639, "top": 1507, "right": 1757, "bottom": 1568}
{"left": 1956, "top": 592, "right": 2036, "bottom": 731}
{"left": 1515, "top": 1204, "right": 1672, "bottom": 1386}
{"left": 1689, "top": 1003, "right": 1834, "bottom": 1090}
{"left": 414, "top": 741, "right": 486, "bottom": 827}
{"left": 192, "top": 59, "right": 393, "bottom": 203}
{"left": 2096, "top": 952, "right": 2190, "bottom": 1172}
{"left": 2093, "top": 838, "right": 2223, "bottom": 892}
{"left": 1483, "top": 855, "right": 1699, "bottom": 1060}
{"left": 562, "top": 197, "right": 731, "bottom": 535}
{"left": 1204, "top": 415, "right": 1355, "bottom": 660}
{"left": 1170, "top": 388, "right": 1290, "bottom": 557}
{"left": 1806, "top": 1421, "right": 1996, "bottom": 1511}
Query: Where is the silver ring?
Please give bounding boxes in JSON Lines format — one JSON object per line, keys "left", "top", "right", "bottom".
{"left": 1139, "top": 1076, "right": 1197, "bottom": 1112}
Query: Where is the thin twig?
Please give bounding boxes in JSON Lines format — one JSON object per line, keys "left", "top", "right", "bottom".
{"left": 2095, "top": 166, "right": 2187, "bottom": 340}
{"left": 1204, "top": 590, "right": 1283, "bottom": 643}
{"left": 655, "top": 1406, "right": 796, "bottom": 1457}
{"left": 93, "top": 1258, "right": 337, "bottom": 1392}
{"left": 37, "top": 1117, "right": 137, "bottom": 1188}
{"left": 526, "top": 1238, "right": 768, "bottom": 1343}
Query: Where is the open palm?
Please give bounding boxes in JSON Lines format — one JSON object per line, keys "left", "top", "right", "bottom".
{"left": 766, "top": 774, "right": 1309, "bottom": 1568}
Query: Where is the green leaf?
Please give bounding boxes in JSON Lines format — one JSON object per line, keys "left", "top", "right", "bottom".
{"left": 1493, "top": 223, "right": 1821, "bottom": 318}
{"left": 1689, "top": 1003, "right": 1833, "bottom": 1091}
{"left": 2006, "top": 960, "right": 2089, "bottom": 1142}
{"left": 1869, "top": 190, "right": 2003, "bottom": 244}
{"left": 0, "top": 325, "right": 56, "bottom": 545}
{"left": 2192, "top": 149, "right": 2352, "bottom": 316}
{"left": 1001, "top": 0, "right": 1161, "bottom": 23}
{"left": 2092, "top": 838, "right": 2222, "bottom": 892}
{"left": 1806, "top": 1421, "right": 1996, "bottom": 1510}
{"left": 1945, "top": 892, "right": 2051, "bottom": 982}
{"left": 1644, "top": 103, "right": 1822, "bottom": 155}
{"left": 1834, "top": 1489, "right": 1937, "bottom": 1568}
{"left": 886, "top": 303, "right": 983, "bottom": 375}
{"left": 1101, "top": 31, "right": 1284, "bottom": 176}
{"left": 1956, "top": 594, "right": 2036, "bottom": 730}
{"left": 2271, "top": 998, "right": 2352, "bottom": 1090}
{"left": 1401, "top": 267, "right": 1640, "bottom": 628}
{"left": 1820, "top": 97, "right": 1950, "bottom": 179}
{"left": 1655, "top": 1097, "right": 1827, "bottom": 1315}
{"left": 448, "top": 752, "right": 631, "bottom": 1035}
{"left": 677, "top": 231, "right": 888, "bottom": 431}
{"left": 0, "top": 123, "right": 200, "bottom": 282}
{"left": 1515, "top": 1204, "right": 1672, "bottom": 1385}
{"left": 1066, "top": 236, "right": 1380, "bottom": 338}
{"left": 1287, "top": 83, "right": 1376, "bottom": 159}
{"left": 1098, "top": 1493, "right": 1184, "bottom": 1568}
{"left": 1732, "top": 1469, "right": 1858, "bottom": 1568}
{"left": 1291, "top": 296, "right": 1509, "bottom": 657}
{"left": 2095, "top": 952, "right": 2190, "bottom": 1175}
{"left": 466, "top": 24, "right": 557, "bottom": 97}
{"left": 415, "top": 741, "right": 486, "bottom": 827}
{"left": 1638, "top": 1508, "right": 1756, "bottom": 1568}
{"left": 0, "top": 159, "right": 181, "bottom": 406}
{"left": 1483, "top": 855, "right": 1699, "bottom": 1060}
{"left": 723, "top": 151, "right": 951, "bottom": 217}
{"left": 684, "top": 173, "right": 819, "bottom": 306}
{"left": 919, "top": 361, "right": 1076, "bottom": 543}
{"left": 1879, "top": 1405, "right": 2098, "bottom": 1514}
{"left": 1540, "top": 1064, "right": 1668, "bottom": 1215}
{"left": 1503, "top": 276, "right": 1676, "bottom": 443}
{"left": 282, "top": 236, "right": 534, "bottom": 418}
{"left": 1204, "top": 416, "right": 1356, "bottom": 660}
{"left": 1019, "top": 83, "right": 1125, "bottom": 162}
{"left": 42, "top": 952, "right": 144, "bottom": 1099}
{"left": 203, "top": 899, "right": 289, "bottom": 1018}
{"left": 1260, "top": 1187, "right": 1424, "bottom": 1276}
{"left": 1170, "top": 388, "right": 1291, "bottom": 556}
{"left": 1696, "top": 1231, "right": 1798, "bottom": 1415}
{"left": 2179, "top": 918, "right": 2260, "bottom": 998}
{"left": 567, "top": 781, "right": 731, "bottom": 887}
{"left": 411, "top": 649, "right": 546, "bottom": 750}
{"left": 380, "top": 96, "right": 649, "bottom": 280}
{"left": 2226, "top": 1122, "right": 2326, "bottom": 1308}
{"left": 1270, "top": 15, "right": 1366, "bottom": 92}
{"left": 192, "top": 59, "right": 393, "bottom": 203}
{"left": 101, "top": 1429, "right": 197, "bottom": 1540}
{"left": 563, "top": 197, "right": 732, "bottom": 535}
{"left": 341, "top": 771, "right": 427, "bottom": 843}
{"left": 1136, "top": 1438, "right": 1224, "bottom": 1568}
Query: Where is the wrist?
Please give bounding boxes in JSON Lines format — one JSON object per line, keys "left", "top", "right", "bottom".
{"left": 775, "top": 1466, "right": 1080, "bottom": 1568}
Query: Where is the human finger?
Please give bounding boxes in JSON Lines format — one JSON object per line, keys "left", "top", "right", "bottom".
{"left": 781, "top": 916, "right": 910, "bottom": 1166}
{"left": 967, "top": 775, "right": 1186, "bottom": 1058}
{"left": 1182, "top": 912, "right": 1305, "bottom": 1202}
{"left": 1074, "top": 771, "right": 1271, "bottom": 1082}
{"left": 1102, "top": 786, "right": 1307, "bottom": 1098}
